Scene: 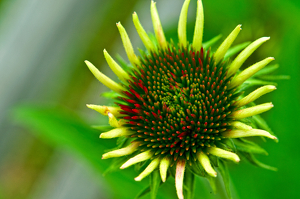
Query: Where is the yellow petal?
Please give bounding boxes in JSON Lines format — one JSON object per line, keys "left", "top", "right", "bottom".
{"left": 151, "top": 1, "right": 167, "bottom": 49}
{"left": 135, "top": 158, "right": 160, "bottom": 181}
{"left": 120, "top": 150, "right": 153, "bottom": 169}
{"left": 223, "top": 129, "right": 277, "bottom": 140}
{"left": 102, "top": 142, "right": 140, "bottom": 159}
{"left": 214, "top": 25, "right": 242, "bottom": 64}
{"left": 132, "top": 12, "right": 156, "bottom": 52}
{"left": 192, "top": 0, "right": 204, "bottom": 51}
{"left": 116, "top": 22, "right": 140, "bottom": 66}
{"left": 85, "top": 60, "right": 125, "bottom": 94}
{"left": 234, "top": 85, "right": 276, "bottom": 107}
{"left": 178, "top": 0, "right": 191, "bottom": 47}
{"left": 208, "top": 147, "right": 240, "bottom": 162}
{"left": 230, "top": 102, "right": 274, "bottom": 119}
{"left": 100, "top": 127, "right": 134, "bottom": 139}
{"left": 227, "top": 37, "right": 270, "bottom": 77}
{"left": 159, "top": 157, "right": 171, "bottom": 182}
{"left": 198, "top": 152, "right": 217, "bottom": 177}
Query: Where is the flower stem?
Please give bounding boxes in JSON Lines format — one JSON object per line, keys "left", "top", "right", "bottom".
{"left": 184, "top": 169, "right": 195, "bottom": 199}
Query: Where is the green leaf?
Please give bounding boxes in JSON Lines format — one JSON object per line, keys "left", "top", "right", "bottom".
{"left": 183, "top": 169, "right": 195, "bottom": 199}
{"left": 243, "top": 79, "right": 277, "bottom": 88}
{"left": 224, "top": 41, "right": 251, "bottom": 59}
{"left": 218, "top": 160, "right": 232, "bottom": 199}
{"left": 256, "top": 75, "right": 290, "bottom": 81}
{"left": 234, "top": 138, "right": 268, "bottom": 155}
{"left": 239, "top": 152, "right": 277, "bottom": 171}
{"left": 203, "top": 35, "right": 222, "bottom": 49}
{"left": 150, "top": 170, "right": 161, "bottom": 199}
{"left": 252, "top": 64, "right": 279, "bottom": 77}
{"left": 12, "top": 104, "right": 146, "bottom": 199}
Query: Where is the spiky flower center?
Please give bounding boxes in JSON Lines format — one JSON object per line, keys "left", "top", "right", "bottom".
{"left": 119, "top": 44, "right": 238, "bottom": 164}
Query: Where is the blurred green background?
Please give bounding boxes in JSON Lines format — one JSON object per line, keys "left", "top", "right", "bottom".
{"left": 0, "top": 0, "right": 299, "bottom": 198}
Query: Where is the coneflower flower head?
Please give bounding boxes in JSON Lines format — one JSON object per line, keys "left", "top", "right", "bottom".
{"left": 86, "top": 0, "right": 279, "bottom": 198}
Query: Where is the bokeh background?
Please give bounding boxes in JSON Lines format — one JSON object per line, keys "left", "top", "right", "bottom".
{"left": 0, "top": 0, "right": 299, "bottom": 198}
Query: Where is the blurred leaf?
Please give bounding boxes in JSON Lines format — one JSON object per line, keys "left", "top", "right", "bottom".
{"left": 252, "top": 64, "right": 279, "bottom": 77}
{"left": 203, "top": 35, "right": 222, "bottom": 49}
{"left": 243, "top": 79, "right": 277, "bottom": 88}
{"left": 256, "top": 75, "right": 290, "bottom": 81}
{"left": 12, "top": 104, "right": 146, "bottom": 199}
{"left": 224, "top": 42, "right": 251, "bottom": 59}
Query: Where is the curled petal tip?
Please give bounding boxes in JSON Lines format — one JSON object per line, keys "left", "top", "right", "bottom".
{"left": 134, "top": 177, "right": 141, "bottom": 181}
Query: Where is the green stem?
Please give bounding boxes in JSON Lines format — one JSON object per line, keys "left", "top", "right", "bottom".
{"left": 184, "top": 169, "right": 195, "bottom": 199}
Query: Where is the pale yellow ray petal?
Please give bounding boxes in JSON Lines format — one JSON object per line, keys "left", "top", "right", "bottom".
{"left": 198, "top": 152, "right": 217, "bottom": 177}
{"left": 227, "top": 37, "right": 270, "bottom": 77}
{"left": 85, "top": 61, "right": 124, "bottom": 94}
{"left": 208, "top": 147, "right": 240, "bottom": 162}
{"left": 151, "top": 1, "right": 167, "bottom": 49}
{"left": 116, "top": 22, "right": 140, "bottom": 66}
{"left": 100, "top": 127, "right": 134, "bottom": 139}
{"left": 214, "top": 25, "right": 242, "bottom": 64}
{"left": 102, "top": 142, "right": 140, "bottom": 159}
{"left": 178, "top": 0, "right": 191, "bottom": 47}
{"left": 135, "top": 158, "right": 160, "bottom": 181}
{"left": 223, "top": 129, "right": 277, "bottom": 140}
{"left": 229, "top": 57, "right": 274, "bottom": 89}
{"left": 234, "top": 85, "right": 276, "bottom": 107}
{"left": 192, "top": 0, "right": 204, "bottom": 51}
{"left": 230, "top": 102, "right": 274, "bottom": 119}
{"left": 86, "top": 104, "right": 122, "bottom": 117}
{"left": 132, "top": 12, "right": 156, "bottom": 52}
{"left": 103, "top": 49, "right": 130, "bottom": 82}
{"left": 159, "top": 157, "right": 171, "bottom": 182}
{"left": 120, "top": 150, "right": 153, "bottom": 169}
